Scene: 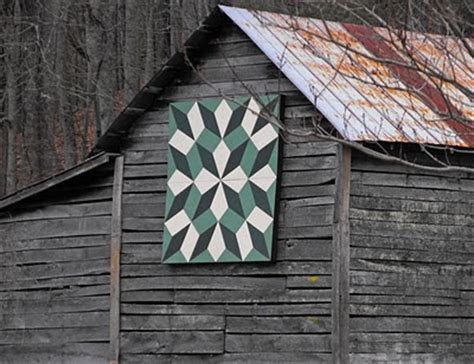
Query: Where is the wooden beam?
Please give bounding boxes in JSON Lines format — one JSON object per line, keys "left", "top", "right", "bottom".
{"left": 332, "top": 144, "right": 351, "bottom": 364}
{"left": 109, "top": 156, "right": 124, "bottom": 364}
{"left": 0, "top": 153, "right": 117, "bottom": 210}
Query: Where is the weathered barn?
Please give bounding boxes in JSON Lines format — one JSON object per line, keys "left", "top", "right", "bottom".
{"left": 0, "top": 5, "right": 473, "bottom": 364}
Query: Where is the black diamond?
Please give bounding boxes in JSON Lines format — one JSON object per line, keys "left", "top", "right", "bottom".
{"left": 163, "top": 225, "right": 189, "bottom": 261}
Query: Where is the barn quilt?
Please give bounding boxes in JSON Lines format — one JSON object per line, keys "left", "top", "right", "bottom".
{"left": 162, "top": 95, "right": 281, "bottom": 263}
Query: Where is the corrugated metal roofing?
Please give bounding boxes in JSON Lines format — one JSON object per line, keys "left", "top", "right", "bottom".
{"left": 220, "top": 5, "right": 474, "bottom": 148}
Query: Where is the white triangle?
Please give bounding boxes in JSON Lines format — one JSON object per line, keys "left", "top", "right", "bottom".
{"left": 214, "top": 99, "right": 233, "bottom": 138}
{"left": 236, "top": 222, "right": 253, "bottom": 260}
{"left": 208, "top": 224, "right": 226, "bottom": 261}
{"left": 164, "top": 210, "right": 191, "bottom": 236}
{"left": 180, "top": 223, "right": 199, "bottom": 262}
{"left": 251, "top": 123, "right": 278, "bottom": 151}
{"left": 169, "top": 129, "right": 195, "bottom": 155}
{"left": 241, "top": 97, "right": 261, "bottom": 136}
{"left": 187, "top": 102, "right": 205, "bottom": 140}
{"left": 247, "top": 207, "right": 273, "bottom": 233}
{"left": 168, "top": 170, "right": 193, "bottom": 196}
{"left": 194, "top": 169, "right": 219, "bottom": 194}
{"left": 250, "top": 165, "right": 276, "bottom": 192}
{"left": 209, "top": 184, "right": 228, "bottom": 220}
{"left": 213, "top": 141, "right": 231, "bottom": 178}
{"left": 223, "top": 166, "right": 247, "bottom": 193}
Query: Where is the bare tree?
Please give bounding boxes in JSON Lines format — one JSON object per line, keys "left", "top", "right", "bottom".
{"left": 0, "top": 0, "right": 472, "bottom": 197}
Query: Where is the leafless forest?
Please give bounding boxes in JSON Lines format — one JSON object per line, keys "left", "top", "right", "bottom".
{"left": 0, "top": 0, "right": 472, "bottom": 196}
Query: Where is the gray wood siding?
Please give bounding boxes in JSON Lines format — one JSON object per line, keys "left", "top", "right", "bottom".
{"left": 349, "top": 150, "right": 474, "bottom": 363}
{"left": 0, "top": 165, "right": 114, "bottom": 364}
{"left": 119, "top": 25, "right": 337, "bottom": 363}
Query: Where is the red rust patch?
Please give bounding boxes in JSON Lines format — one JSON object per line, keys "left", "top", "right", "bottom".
{"left": 343, "top": 22, "right": 474, "bottom": 147}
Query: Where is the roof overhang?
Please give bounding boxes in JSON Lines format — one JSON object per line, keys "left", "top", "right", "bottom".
{"left": 0, "top": 153, "right": 118, "bottom": 211}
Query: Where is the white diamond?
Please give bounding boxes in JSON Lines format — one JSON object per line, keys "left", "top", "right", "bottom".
{"left": 187, "top": 102, "right": 205, "bottom": 140}
{"left": 251, "top": 123, "right": 278, "bottom": 151}
{"left": 169, "top": 129, "right": 195, "bottom": 155}
{"left": 247, "top": 207, "right": 273, "bottom": 232}
{"left": 164, "top": 210, "right": 190, "bottom": 236}
{"left": 241, "top": 97, "right": 261, "bottom": 136}
{"left": 236, "top": 222, "right": 253, "bottom": 260}
{"left": 210, "top": 184, "right": 228, "bottom": 220}
{"left": 214, "top": 99, "right": 233, "bottom": 137}
{"left": 251, "top": 124, "right": 278, "bottom": 150}
{"left": 194, "top": 169, "right": 219, "bottom": 194}
{"left": 180, "top": 223, "right": 199, "bottom": 262}
{"left": 222, "top": 166, "right": 247, "bottom": 193}
{"left": 168, "top": 170, "right": 193, "bottom": 196}
{"left": 213, "top": 141, "right": 231, "bottom": 178}
{"left": 250, "top": 165, "right": 276, "bottom": 192}
{"left": 208, "top": 224, "right": 226, "bottom": 261}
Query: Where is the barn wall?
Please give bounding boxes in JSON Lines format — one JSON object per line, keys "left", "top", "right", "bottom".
{"left": 349, "top": 149, "right": 474, "bottom": 363}
{"left": 0, "top": 164, "right": 114, "bottom": 363}
{"left": 119, "top": 24, "right": 338, "bottom": 363}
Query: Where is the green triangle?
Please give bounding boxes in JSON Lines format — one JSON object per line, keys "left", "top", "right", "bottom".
{"left": 172, "top": 100, "right": 195, "bottom": 114}
{"left": 199, "top": 98, "right": 222, "bottom": 113}
{"left": 190, "top": 250, "right": 214, "bottom": 263}
{"left": 163, "top": 250, "right": 187, "bottom": 264}
{"left": 218, "top": 249, "right": 241, "bottom": 262}
{"left": 245, "top": 248, "right": 270, "bottom": 262}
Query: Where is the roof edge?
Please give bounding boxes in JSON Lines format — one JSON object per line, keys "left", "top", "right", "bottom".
{"left": 0, "top": 152, "right": 118, "bottom": 211}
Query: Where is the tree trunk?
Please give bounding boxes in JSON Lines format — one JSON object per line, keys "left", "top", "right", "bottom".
{"left": 124, "top": 0, "right": 142, "bottom": 104}
{"left": 4, "top": 0, "right": 21, "bottom": 194}
{"left": 55, "top": 0, "right": 77, "bottom": 168}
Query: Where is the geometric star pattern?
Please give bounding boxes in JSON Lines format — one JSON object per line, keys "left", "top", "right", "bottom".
{"left": 162, "top": 95, "right": 282, "bottom": 263}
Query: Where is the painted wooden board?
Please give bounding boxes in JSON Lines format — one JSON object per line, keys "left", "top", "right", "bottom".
{"left": 162, "top": 95, "right": 282, "bottom": 263}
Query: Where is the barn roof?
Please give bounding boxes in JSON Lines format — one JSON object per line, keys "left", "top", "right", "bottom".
{"left": 220, "top": 6, "right": 474, "bottom": 148}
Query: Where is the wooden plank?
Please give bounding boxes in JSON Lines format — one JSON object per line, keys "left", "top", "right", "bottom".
{"left": 0, "top": 245, "right": 109, "bottom": 266}
{"left": 120, "top": 262, "right": 332, "bottom": 277}
{"left": 0, "top": 216, "right": 111, "bottom": 240}
{"left": 0, "top": 343, "right": 108, "bottom": 364}
{"left": 351, "top": 353, "right": 474, "bottom": 363}
{"left": 350, "top": 246, "right": 474, "bottom": 265}
{"left": 174, "top": 289, "right": 331, "bottom": 304}
{"left": 350, "top": 219, "right": 472, "bottom": 240}
{"left": 350, "top": 208, "right": 470, "bottom": 226}
{"left": 0, "top": 326, "right": 108, "bottom": 344}
{"left": 332, "top": 144, "right": 351, "bottom": 364}
{"left": 0, "top": 258, "right": 110, "bottom": 283}
{"left": 120, "top": 303, "right": 331, "bottom": 316}
{"left": 109, "top": 156, "right": 124, "bottom": 364}
{"left": 120, "top": 353, "right": 332, "bottom": 364}
{"left": 351, "top": 317, "right": 474, "bottom": 334}
{"left": 350, "top": 182, "right": 473, "bottom": 203}
{"left": 0, "top": 274, "right": 110, "bottom": 292}
{"left": 121, "top": 276, "right": 286, "bottom": 291}
{"left": 225, "top": 334, "right": 331, "bottom": 353}
{"left": 350, "top": 304, "right": 474, "bottom": 317}
{"left": 120, "top": 331, "right": 224, "bottom": 354}
{"left": 0, "top": 311, "right": 108, "bottom": 330}
{"left": 350, "top": 234, "right": 474, "bottom": 254}
{"left": 226, "top": 316, "right": 331, "bottom": 333}
{"left": 350, "top": 195, "right": 471, "bottom": 216}
{"left": 0, "top": 296, "right": 109, "bottom": 314}
{"left": 121, "top": 315, "right": 225, "bottom": 331}
{"left": 0, "top": 235, "right": 110, "bottom": 253}
{"left": 0, "top": 201, "right": 111, "bottom": 224}
{"left": 0, "top": 153, "right": 116, "bottom": 210}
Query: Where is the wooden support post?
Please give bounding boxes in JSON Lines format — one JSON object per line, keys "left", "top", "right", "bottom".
{"left": 332, "top": 145, "right": 351, "bottom": 364}
{"left": 109, "top": 156, "right": 124, "bottom": 364}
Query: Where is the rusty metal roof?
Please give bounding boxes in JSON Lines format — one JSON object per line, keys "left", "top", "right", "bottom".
{"left": 220, "top": 5, "right": 474, "bottom": 148}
